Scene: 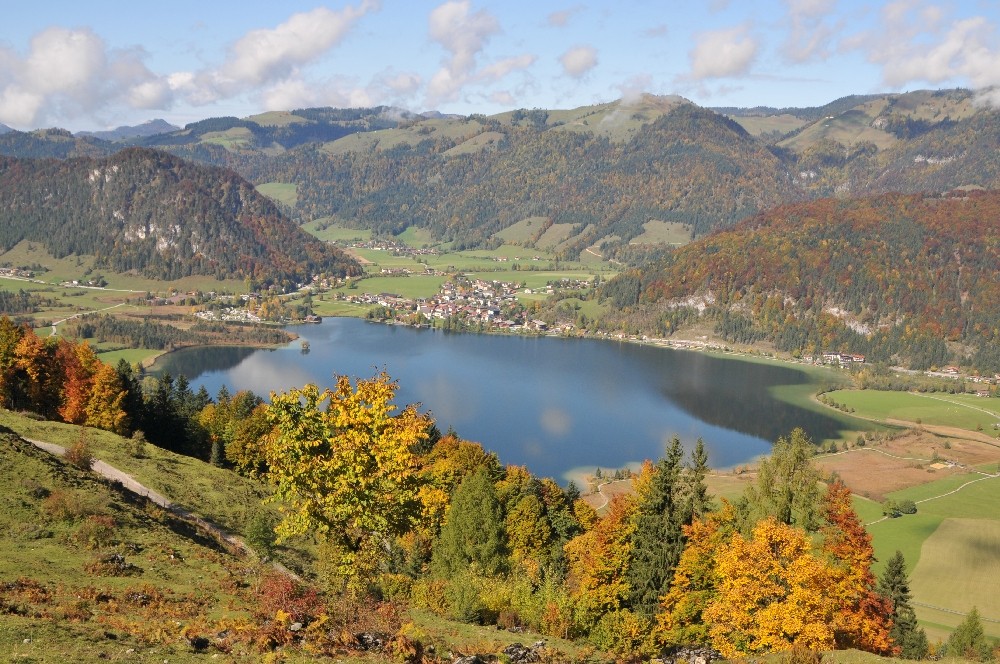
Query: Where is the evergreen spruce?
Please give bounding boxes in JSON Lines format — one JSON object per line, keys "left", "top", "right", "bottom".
{"left": 878, "top": 550, "right": 929, "bottom": 659}
{"left": 430, "top": 466, "right": 507, "bottom": 578}
{"left": 627, "top": 436, "right": 686, "bottom": 618}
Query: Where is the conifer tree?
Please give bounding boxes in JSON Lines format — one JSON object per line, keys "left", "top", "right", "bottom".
{"left": 878, "top": 550, "right": 929, "bottom": 659}
{"left": 627, "top": 436, "right": 686, "bottom": 618}
{"left": 947, "top": 607, "right": 993, "bottom": 661}
{"left": 430, "top": 465, "right": 507, "bottom": 578}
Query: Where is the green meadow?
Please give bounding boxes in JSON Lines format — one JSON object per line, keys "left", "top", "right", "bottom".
{"left": 827, "top": 389, "right": 1000, "bottom": 433}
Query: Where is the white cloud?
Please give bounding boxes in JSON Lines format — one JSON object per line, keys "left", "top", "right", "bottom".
{"left": 559, "top": 45, "right": 598, "bottom": 78}
{"left": 0, "top": 27, "right": 170, "bottom": 128}
{"left": 426, "top": 0, "right": 502, "bottom": 104}
{"left": 489, "top": 90, "right": 516, "bottom": 105}
{"left": 857, "top": 3, "right": 1000, "bottom": 102}
{"left": 191, "top": 1, "right": 381, "bottom": 104}
{"left": 687, "top": 25, "right": 758, "bottom": 80}
{"left": 479, "top": 54, "right": 537, "bottom": 83}
{"left": 782, "top": 0, "right": 838, "bottom": 62}
{"left": 547, "top": 6, "right": 584, "bottom": 28}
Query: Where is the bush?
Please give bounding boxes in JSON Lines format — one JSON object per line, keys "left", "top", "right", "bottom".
{"left": 589, "top": 609, "right": 650, "bottom": 660}
{"left": 65, "top": 437, "right": 94, "bottom": 470}
{"left": 42, "top": 489, "right": 108, "bottom": 521}
{"left": 410, "top": 578, "right": 448, "bottom": 616}
{"left": 898, "top": 499, "right": 918, "bottom": 514}
{"left": 73, "top": 515, "right": 117, "bottom": 549}
{"left": 244, "top": 510, "right": 277, "bottom": 556}
{"left": 445, "top": 574, "right": 490, "bottom": 624}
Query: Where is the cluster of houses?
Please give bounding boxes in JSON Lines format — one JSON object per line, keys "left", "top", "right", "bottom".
{"left": 0, "top": 267, "right": 35, "bottom": 279}
{"left": 339, "top": 277, "right": 579, "bottom": 334}
{"left": 345, "top": 239, "right": 439, "bottom": 258}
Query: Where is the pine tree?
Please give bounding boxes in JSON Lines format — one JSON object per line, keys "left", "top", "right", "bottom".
{"left": 685, "top": 438, "right": 713, "bottom": 519}
{"left": 878, "top": 550, "right": 929, "bottom": 659}
{"left": 627, "top": 436, "right": 686, "bottom": 618}
{"left": 430, "top": 465, "right": 507, "bottom": 578}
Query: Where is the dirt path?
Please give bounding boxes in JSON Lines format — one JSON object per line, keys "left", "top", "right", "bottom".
{"left": 25, "top": 437, "right": 300, "bottom": 580}
{"left": 884, "top": 419, "right": 1000, "bottom": 447}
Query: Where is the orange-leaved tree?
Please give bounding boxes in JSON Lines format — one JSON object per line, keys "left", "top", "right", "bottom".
{"left": 564, "top": 493, "right": 636, "bottom": 633}
{"left": 820, "top": 478, "right": 895, "bottom": 654}
{"left": 654, "top": 502, "right": 735, "bottom": 649}
{"left": 703, "top": 517, "right": 838, "bottom": 657}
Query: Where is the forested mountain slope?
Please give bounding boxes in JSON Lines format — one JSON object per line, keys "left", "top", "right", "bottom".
{"left": 252, "top": 103, "right": 797, "bottom": 251}
{"left": 0, "top": 148, "right": 358, "bottom": 284}
{"left": 602, "top": 191, "right": 1000, "bottom": 371}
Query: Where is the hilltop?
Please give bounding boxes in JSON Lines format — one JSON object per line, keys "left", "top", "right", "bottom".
{"left": 0, "top": 148, "right": 359, "bottom": 285}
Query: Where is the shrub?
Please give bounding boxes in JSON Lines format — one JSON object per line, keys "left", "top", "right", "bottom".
{"left": 254, "top": 572, "right": 324, "bottom": 625}
{"left": 65, "top": 437, "right": 94, "bottom": 470}
{"left": 73, "top": 515, "right": 117, "bottom": 549}
{"left": 128, "top": 430, "right": 148, "bottom": 458}
{"left": 589, "top": 609, "right": 649, "bottom": 660}
{"left": 244, "top": 510, "right": 276, "bottom": 556}
{"left": 42, "top": 489, "right": 108, "bottom": 521}
{"left": 898, "top": 499, "right": 918, "bottom": 514}
{"left": 84, "top": 552, "right": 141, "bottom": 577}
{"left": 410, "top": 578, "right": 448, "bottom": 616}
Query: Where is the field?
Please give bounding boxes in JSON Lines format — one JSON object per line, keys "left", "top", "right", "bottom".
{"left": 629, "top": 220, "right": 692, "bottom": 246}
{"left": 826, "top": 389, "right": 1000, "bottom": 434}
{"left": 256, "top": 181, "right": 298, "bottom": 207}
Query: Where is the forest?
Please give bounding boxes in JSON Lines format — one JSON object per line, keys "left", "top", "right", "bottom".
{"left": 0, "top": 149, "right": 360, "bottom": 286}
{"left": 595, "top": 190, "right": 1000, "bottom": 374}
{"left": 7, "top": 315, "right": 988, "bottom": 660}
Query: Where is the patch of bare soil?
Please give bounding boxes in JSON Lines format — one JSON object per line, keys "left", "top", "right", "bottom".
{"left": 814, "top": 428, "right": 1000, "bottom": 502}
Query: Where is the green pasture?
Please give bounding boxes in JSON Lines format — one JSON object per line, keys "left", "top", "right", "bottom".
{"left": 534, "top": 223, "right": 579, "bottom": 250}
{"left": 341, "top": 274, "right": 448, "bottom": 300}
{"left": 301, "top": 218, "right": 372, "bottom": 242}
{"left": 866, "top": 470, "right": 1000, "bottom": 638}
{"left": 394, "top": 225, "right": 438, "bottom": 248}
{"left": 828, "top": 389, "right": 1000, "bottom": 433}
{"left": 629, "top": 220, "right": 692, "bottom": 246}
{"left": 200, "top": 127, "right": 254, "bottom": 150}
{"left": 95, "top": 347, "right": 162, "bottom": 367}
{"left": 908, "top": 518, "right": 1000, "bottom": 641}
{"left": 728, "top": 113, "right": 807, "bottom": 137}
{"left": 256, "top": 181, "right": 298, "bottom": 207}
{"left": 496, "top": 216, "right": 548, "bottom": 244}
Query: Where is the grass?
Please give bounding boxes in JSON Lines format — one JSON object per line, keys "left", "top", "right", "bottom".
{"left": 0, "top": 411, "right": 272, "bottom": 539}
{"left": 496, "top": 217, "right": 548, "bottom": 244}
{"left": 0, "top": 431, "right": 265, "bottom": 662}
{"left": 534, "top": 223, "right": 579, "bottom": 250}
{"left": 629, "top": 220, "right": 692, "bottom": 246}
{"left": 256, "top": 181, "right": 298, "bottom": 207}
{"left": 908, "top": 518, "right": 1000, "bottom": 641}
{"left": 94, "top": 347, "right": 162, "bottom": 367}
{"left": 301, "top": 218, "right": 372, "bottom": 242}
{"left": 827, "top": 389, "right": 1000, "bottom": 433}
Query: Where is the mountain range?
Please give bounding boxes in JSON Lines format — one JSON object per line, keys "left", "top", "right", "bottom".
{"left": 0, "top": 89, "right": 994, "bottom": 261}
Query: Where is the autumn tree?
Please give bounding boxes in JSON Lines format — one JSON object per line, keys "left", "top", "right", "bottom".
{"left": 0, "top": 317, "right": 25, "bottom": 408}
{"left": 654, "top": 504, "right": 735, "bottom": 649}
{"left": 703, "top": 517, "right": 838, "bottom": 657}
{"left": 84, "top": 362, "right": 129, "bottom": 434}
{"left": 878, "top": 550, "right": 928, "bottom": 659}
{"left": 263, "top": 373, "right": 431, "bottom": 586}
{"left": 430, "top": 465, "right": 507, "bottom": 579}
{"left": 819, "top": 478, "right": 894, "bottom": 654}
{"left": 564, "top": 494, "right": 637, "bottom": 632}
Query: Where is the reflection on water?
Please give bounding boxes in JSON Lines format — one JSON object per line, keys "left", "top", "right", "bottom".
{"left": 154, "top": 319, "right": 845, "bottom": 482}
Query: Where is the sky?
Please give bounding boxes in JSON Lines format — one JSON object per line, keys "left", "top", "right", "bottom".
{"left": 1, "top": 0, "right": 999, "bottom": 131}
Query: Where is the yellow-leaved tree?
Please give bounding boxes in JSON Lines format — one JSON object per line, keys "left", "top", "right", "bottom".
{"left": 263, "top": 372, "right": 431, "bottom": 587}
{"left": 703, "top": 517, "right": 838, "bottom": 657}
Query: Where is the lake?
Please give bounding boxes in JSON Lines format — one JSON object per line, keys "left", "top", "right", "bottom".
{"left": 153, "top": 318, "right": 846, "bottom": 483}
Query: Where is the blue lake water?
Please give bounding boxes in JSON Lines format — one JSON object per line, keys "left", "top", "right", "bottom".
{"left": 154, "top": 317, "right": 844, "bottom": 483}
